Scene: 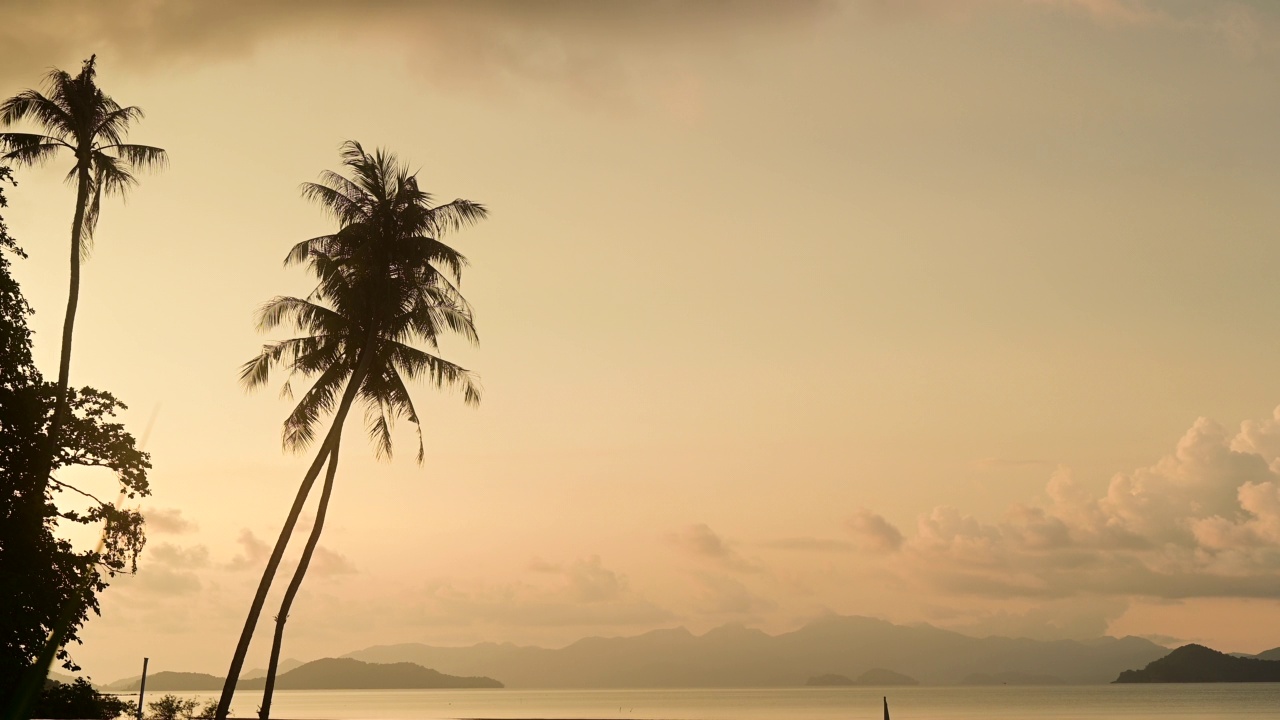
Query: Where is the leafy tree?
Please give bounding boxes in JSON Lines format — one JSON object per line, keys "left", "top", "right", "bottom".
{"left": 31, "top": 679, "right": 134, "bottom": 720}
{"left": 0, "top": 55, "right": 166, "bottom": 502}
{"left": 0, "top": 171, "right": 150, "bottom": 718}
{"left": 145, "top": 695, "right": 197, "bottom": 720}
{"left": 0, "top": 167, "right": 15, "bottom": 254}
{"left": 216, "top": 142, "right": 484, "bottom": 719}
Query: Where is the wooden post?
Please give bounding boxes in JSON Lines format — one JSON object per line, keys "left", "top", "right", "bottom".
{"left": 137, "top": 658, "right": 149, "bottom": 720}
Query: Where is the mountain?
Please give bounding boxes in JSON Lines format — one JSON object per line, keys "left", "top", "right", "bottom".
{"left": 244, "top": 658, "right": 303, "bottom": 680}
{"left": 853, "top": 668, "right": 917, "bottom": 686}
{"left": 237, "top": 658, "right": 501, "bottom": 689}
{"left": 961, "top": 671, "right": 1065, "bottom": 685}
{"left": 1255, "top": 647, "right": 1280, "bottom": 662}
{"left": 104, "top": 672, "right": 224, "bottom": 692}
{"left": 806, "top": 674, "right": 854, "bottom": 686}
{"left": 104, "top": 659, "right": 500, "bottom": 690}
{"left": 1114, "top": 644, "right": 1280, "bottom": 683}
{"left": 346, "top": 615, "right": 1168, "bottom": 686}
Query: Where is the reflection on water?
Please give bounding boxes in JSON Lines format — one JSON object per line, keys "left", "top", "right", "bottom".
{"left": 136, "top": 685, "right": 1280, "bottom": 720}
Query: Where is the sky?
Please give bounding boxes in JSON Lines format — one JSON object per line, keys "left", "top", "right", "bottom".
{"left": 5, "top": 0, "right": 1280, "bottom": 681}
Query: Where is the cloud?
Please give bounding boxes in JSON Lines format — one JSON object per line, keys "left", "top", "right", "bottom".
{"left": 406, "top": 555, "right": 673, "bottom": 628}
{"left": 0, "top": 1, "right": 833, "bottom": 104}
{"left": 310, "top": 546, "right": 357, "bottom": 577}
{"left": 761, "top": 537, "right": 855, "bottom": 552}
{"left": 144, "top": 507, "right": 197, "bottom": 534}
{"left": 938, "top": 597, "right": 1129, "bottom": 641}
{"left": 865, "top": 409, "right": 1280, "bottom": 601}
{"left": 669, "top": 523, "right": 762, "bottom": 573}
{"left": 690, "top": 572, "right": 777, "bottom": 615}
{"left": 846, "top": 509, "right": 905, "bottom": 553}
{"left": 147, "top": 542, "right": 210, "bottom": 569}
{"left": 227, "top": 529, "right": 270, "bottom": 571}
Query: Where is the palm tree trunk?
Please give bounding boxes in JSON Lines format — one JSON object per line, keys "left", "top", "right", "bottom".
{"left": 31, "top": 163, "right": 90, "bottom": 506}
{"left": 215, "top": 344, "right": 376, "bottom": 720}
{"left": 258, "top": 434, "right": 342, "bottom": 720}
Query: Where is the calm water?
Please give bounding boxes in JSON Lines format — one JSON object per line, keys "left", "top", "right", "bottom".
{"left": 150, "top": 686, "right": 1280, "bottom": 720}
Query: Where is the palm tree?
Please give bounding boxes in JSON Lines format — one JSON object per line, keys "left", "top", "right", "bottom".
{"left": 216, "top": 142, "right": 485, "bottom": 720}
{"left": 0, "top": 55, "right": 167, "bottom": 497}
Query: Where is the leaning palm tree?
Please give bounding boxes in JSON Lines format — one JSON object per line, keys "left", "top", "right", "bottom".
{"left": 0, "top": 55, "right": 167, "bottom": 495}
{"left": 215, "top": 142, "right": 485, "bottom": 720}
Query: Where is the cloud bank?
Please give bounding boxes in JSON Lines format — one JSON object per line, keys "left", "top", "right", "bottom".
{"left": 858, "top": 410, "right": 1280, "bottom": 601}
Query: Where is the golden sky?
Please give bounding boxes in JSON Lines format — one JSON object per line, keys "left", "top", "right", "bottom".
{"left": 6, "top": 0, "right": 1280, "bottom": 679}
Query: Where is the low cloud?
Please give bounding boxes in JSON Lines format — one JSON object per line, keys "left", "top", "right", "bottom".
{"left": 227, "top": 529, "right": 270, "bottom": 571}
{"left": 407, "top": 555, "right": 673, "bottom": 628}
{"left": 690, "top": 572, "right": 777, "bottom": 615}
{"left": 669, "top": 524, "right": 762, "bottom": 573}
{"left": 144, "top": 507, "right": 197, "bottom": 534}
{"left": 310, "top": 546, "right": 357, "bottom": 577}
{"left": 846, "top": 509, "right": 905, "bottom": 553}
{"left": 866, "top": 409, "right": 1280, "bottom": 601}
{"left": 147, "top": 542, "right": 210, "bottom": 569}
{"left": 761, "top": 537, "right": 855, "bottom": 552}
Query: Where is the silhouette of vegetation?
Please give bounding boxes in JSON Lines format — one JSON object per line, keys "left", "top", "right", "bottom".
{"left": 145, "top": 695, "right": 215, "bottom": 720}
{"left": 0, "top": 171, "right": 150, "bottom": 719}
{"left": 0, "top": 55, "right": 166, "bottom": 507}
{"left": 1114, "top": 644, "right": 1280, "bottom": 683}
{"left": 216, "top": 141, "right": 484, "bottom": 720}
{"left": 0, "top": 167, "right": 14, "bottom": 253}
{"left": 30, "top": 679, "right": 134, "bottom": 720}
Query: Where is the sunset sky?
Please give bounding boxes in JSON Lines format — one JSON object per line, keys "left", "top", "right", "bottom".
{"left": 6, "top": 0, "right": 1280, "bottom": 681}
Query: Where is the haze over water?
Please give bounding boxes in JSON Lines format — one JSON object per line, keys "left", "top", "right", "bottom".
{"left": 123, "top": 687, "right": 1280, "bottom": 720}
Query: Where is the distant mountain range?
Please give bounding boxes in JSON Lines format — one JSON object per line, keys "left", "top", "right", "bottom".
{"left": 102, "top": 658, "right": 500, "bottom": 691}
{"left": 344, "top": 615, "right": 1172, "bottom": 686}
{"left": 1115, "top": 644, "right": 1280, "bottom": 683}
{"left": 105, "top": 660, "right": 304, "bottom": 691}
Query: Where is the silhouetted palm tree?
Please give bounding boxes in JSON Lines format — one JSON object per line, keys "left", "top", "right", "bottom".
{"left": 216, "top": 142, "right": 484, "bottom": 720}
{"left": 0, "top": 55, "right": 166, "bottom": 494}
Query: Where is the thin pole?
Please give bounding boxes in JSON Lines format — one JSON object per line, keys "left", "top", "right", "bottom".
{"left": 137, "top": 658, "right": 149, "bottom": 720}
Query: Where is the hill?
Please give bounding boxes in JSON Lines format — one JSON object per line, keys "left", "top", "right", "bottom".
{"left": 1114, "top": 644, "right": 1280, "bottom": 683}
{"left": 237, "top": 658, "right": 501, "bottom": 690}
{"left": 806, "top": 674, "right": 853, "bottom": 686}
{"left": 104, "top": 672, "right": 223, "bottom": 692}
{"left": 346, "top": 615, "right": 1168, "bottom": 686}
{"left": 104, "top": 659, "right": 500, "bottom": 691}
{"left": 853, "top": 668, "right": 917, "bottom": 686}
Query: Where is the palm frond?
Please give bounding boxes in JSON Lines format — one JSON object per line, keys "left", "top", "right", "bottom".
{"left": 300, "top": 181, "right": 368, "bottom": 225}
{"left": 255, "top": 296, "right": 345, "bottom": 334}
{"left": 0, "top": 132, "right": 69, "bottom": 166}
{"left": 388, "top": 342, "right": 481, "bottom": 406}
{"left": 93, "top": 106, "right": 144, "bottom": 145}
{"left": 427, "top": 199, "right": 488, "bottom": 235}
{"left": 282, "top": 362, "right": 350, "bottom": 452}
{"left": 0, "top": 89, "right": 72, "bottom": 132}
{"left": 104, "top": 143, "right": 168, "bottom": 172}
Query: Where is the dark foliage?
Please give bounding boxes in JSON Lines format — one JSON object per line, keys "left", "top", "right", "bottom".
{"left": 31, "top": 680, "right": 133, "bottom": 720}
{"left": 1114, "top": 644, "right": 1280, "bottom": 683}
{"left": 0, "top": 175, "right": 151, "bottom": 711}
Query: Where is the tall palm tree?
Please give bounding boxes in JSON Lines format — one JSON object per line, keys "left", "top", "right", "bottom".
{"left": 0, "top": 55, "right": 167, "bottom": 497}
{"left": 216, "top": 142, "right": 485, "bottom": 720}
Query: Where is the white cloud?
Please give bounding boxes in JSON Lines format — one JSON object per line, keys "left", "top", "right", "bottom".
{"left": 867, "top": 409, "right": 1280, "bottom": 600}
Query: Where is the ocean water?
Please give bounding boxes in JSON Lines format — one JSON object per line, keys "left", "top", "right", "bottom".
{"left": 147, "top": 685, "right": 1280, "bottom": 720}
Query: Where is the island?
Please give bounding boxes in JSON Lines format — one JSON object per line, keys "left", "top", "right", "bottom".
{"left": 105, "top": 659, "right": 502, "bottom": 691}
{"left": 1114, "top": 644, "right": 1280, "bottom": 683}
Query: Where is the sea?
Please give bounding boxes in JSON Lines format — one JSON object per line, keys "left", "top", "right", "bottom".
{"left": 139, "top": 686, "right": 1280, "bottom": 720}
